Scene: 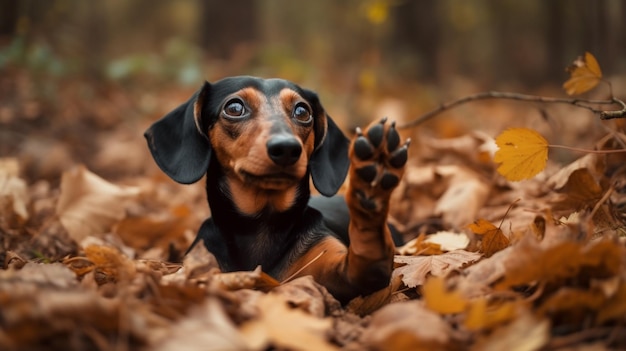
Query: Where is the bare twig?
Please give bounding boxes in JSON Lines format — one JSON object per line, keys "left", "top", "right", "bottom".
{"left": 601, "top": 97, "right": 626, "bottom": 120}
{"left": 399, "top": 91, "right": 626, "bottom": 129}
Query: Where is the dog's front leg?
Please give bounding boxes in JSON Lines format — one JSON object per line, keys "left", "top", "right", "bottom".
{"left": 345, "top": 117, "right": 409, "bottom": 294}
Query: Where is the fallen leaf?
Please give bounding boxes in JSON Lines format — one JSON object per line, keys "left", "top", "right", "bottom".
{"left": 471, "top": 312, "right": 549, "bottom": 351}
{"left": 239, "top": 293, "right": 337, "bottom": 351}
{"left": 493, "top": 128, "right": 549, "bottom": 181}
{"left": 362, "top": 300, "right": 452, "bottom": 351}
{"left": 537, "top": 287, "right": 605, "bottom": 320}
{"left": 0, "top": 158, "right": 29, "bottom": 221}
{"left": 347, "top": 275, "right": 404, "bottom": 316}
{"left": 151, "top": 298, "right": 247, "bottom": 351}
{"left": 434, "top": 166, "right": 490, "bottom": 227}
{"left": 464, "top": 298, "right": 519, "bottom": 331}
{"left": 56, "top": 165, "right": 140, "bottom": 243}
{"left": 84, "top": 245, "right": 137, "bottom": 284}
{"left": 596, "top": 281, "right": 626, "bottom": 324}
{"left": 563, "top": 52, "right": 603, "bottom": 96}
{"left": 422, "top": 276, "right": 467, "bottom": 314}
{"left": 211, "top": 266, "right": 280, "bottom": 292}
{"left": 496, "top": 238, "right": 622, "bottom": 290}
{"left": 425, "top": 231, "right": 470, "bottom": 251}
{"left": 394, "top": 250, "right": 482, "bottom": 288}
{"left": 468, "top": 218, "right": 510, "bottom": 257}
{"left": 397, "top": 233, "right": 443, "bottom": 256}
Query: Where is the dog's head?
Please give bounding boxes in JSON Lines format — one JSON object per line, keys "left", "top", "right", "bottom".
{"left": 145, "top": 76, "right": 350, "bottom": 198}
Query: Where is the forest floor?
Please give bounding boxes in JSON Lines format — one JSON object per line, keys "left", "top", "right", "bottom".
{"left": 2, "top": 68, "right": 626, "bottom": 350}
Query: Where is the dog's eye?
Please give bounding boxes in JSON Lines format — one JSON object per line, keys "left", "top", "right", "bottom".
{"left": 293, "top": 103, "right": 312, "bottom": 123}
{"left": 223, "top": 99, "right": 246, "bottom": 118}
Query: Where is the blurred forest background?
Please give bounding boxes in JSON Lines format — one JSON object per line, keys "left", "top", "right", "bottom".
{"left": 1, "top": 0, "right": 625, "bottom": 182}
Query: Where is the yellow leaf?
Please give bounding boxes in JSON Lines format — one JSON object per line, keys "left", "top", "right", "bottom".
{"left": 493, "top": 128, "right": 548, "bottom": 181}
{"left": 422, "top": 276, "right": 467, "bottom": 314}
{"left": 464, "top": 298, "right": 517, "bottom": 331}
{"left": 468, "top": 219, "right": 510, "bottom": 257}
{"left": 563, "top": 52, "right": 603, "bottom": 95}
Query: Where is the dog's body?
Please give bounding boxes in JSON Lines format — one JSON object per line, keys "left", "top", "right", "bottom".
{"left": 145, "top": 77, "right": 408, "bottom": 303}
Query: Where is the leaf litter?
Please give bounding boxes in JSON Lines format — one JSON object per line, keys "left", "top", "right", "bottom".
{"left": 2, "top": 68, "right": 626, "bottom": 350}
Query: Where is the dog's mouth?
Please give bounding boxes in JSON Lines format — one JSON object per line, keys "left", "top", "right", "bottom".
{"left": 239, "top": 170, "right": 299, "bottom": 189}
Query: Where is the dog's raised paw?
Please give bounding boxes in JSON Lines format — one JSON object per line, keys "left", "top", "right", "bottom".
{"left": 349, "top": 117, "right": 410, "bottom": 212}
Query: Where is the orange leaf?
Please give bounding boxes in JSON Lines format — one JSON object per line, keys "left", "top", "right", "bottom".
{"left": 563, "top": 52, "right": 603, "bottom": 95}
{"left": 468, "top": 219, "right": 510, "bottom": 257}
{"left": 422, "top": 276, "right": 467, "bottom": 314}
{"left": 464, "top": 298, "right": 518, "bottom": 331}
{"left": 493, "top": 128, "right": 548, "bottom": 181}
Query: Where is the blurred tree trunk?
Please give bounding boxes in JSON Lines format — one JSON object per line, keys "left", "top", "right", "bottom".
{"left": 546, "top": 0, "right": 566, "bottom": 82}
{"left": 199, "top": 0, "right": 258, "bottom": 58}
{"left": 390, "top": 0, "right": 440, "bottom": 81}
{"left": 0, "top": 0, "right": 18, "bottom": 39}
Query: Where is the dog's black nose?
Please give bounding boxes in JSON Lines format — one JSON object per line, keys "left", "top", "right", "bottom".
{"left": 267, "top": 135, "right": 302, "bottom": 166}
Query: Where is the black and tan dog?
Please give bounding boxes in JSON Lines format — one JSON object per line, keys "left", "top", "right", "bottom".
{"left": 145, "top": 76, "right": 409, "bottom": 303}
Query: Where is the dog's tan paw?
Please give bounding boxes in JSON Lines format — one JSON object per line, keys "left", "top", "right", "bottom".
{"left": 349, "top": 117, "right": 409, "bottom": 213}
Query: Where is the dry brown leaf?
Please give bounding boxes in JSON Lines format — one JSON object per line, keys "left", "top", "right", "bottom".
{"left": 471, "top": 312, "right": 549, "bottom": 351}
{"left": 537, "top": 287, "right": 605, "bottom": 319}
{"left": 362, "top": 300, "right": 452, "bottom": 351}
{"left": 397, "top": 233, "right": 443, "bottom": 256}
{"left": 422, "top": 276, "right": 467, "bottom": 314}
{"left": 546, "top": 153, "right": 604, "bottom": 190}
{"left": 596, "top": 280, "right": 626, "bottom": 324}
{"left": 347, "top": 274, "right": 404, "bottom": 316}
{"left": 56, "top": 165, "right": 140, "bottom": 243}
{"left": 394, "top": 250, "right": 482, "bottom": 288}
{"left": 496, "top": 238, "right": 622, "bottom": 290}
{"left": 456, "top": 246, "right": 512, "bottom": 299}
{"left": 211, "top": 266, "right": 280, "bottom": 292}
{"left": 114, "top": 205, "right": 193, "bottom": 253}
{"left": 563, "top": 52, "right": 603, "bottom": 96}
{"left": 239, "top": 293, "right": 337, "bottom": 351}
{"left": 272, "top": 276, "right": 339, "bottom": 318}
{"left": 151, "top": 298, "right": 247, "bottom": 351}
{"left": 550, "top": 168, "right": 604, "bottom": 212}
{"left": 84, "top": 245, "right": 137, "bottom": 284}
{"left": 468, "top": 219, "right": 510, "bottom": 257}
{"left": 434, "top": 166, "right": 490, "bottom": 227}
{"left": 0, "top": 158, "right": 29, "bottom": 221}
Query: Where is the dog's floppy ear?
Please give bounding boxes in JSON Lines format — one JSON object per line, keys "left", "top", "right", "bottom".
{"left": 308, "top": 93, "right": 350, "bottom": 197}
{"left": 144, "top": 82, "right": 212, "bottom": 184}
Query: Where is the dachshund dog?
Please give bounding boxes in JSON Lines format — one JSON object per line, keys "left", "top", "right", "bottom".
{"left": 145, "top": 76, "right": 409, "bottom": 303}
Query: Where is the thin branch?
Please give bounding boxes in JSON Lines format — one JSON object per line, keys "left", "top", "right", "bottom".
{"left": 399, "top": 91, "right": 626, "bottom": 129}
{"left": 601, "top": 97, "right": 626, "bottom": 120}
{"left": 548, "top": 144, "right": 626, "bottom": 154}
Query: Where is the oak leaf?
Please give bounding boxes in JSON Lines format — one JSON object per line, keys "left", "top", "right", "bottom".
{"left": 468, "top": 219, "right": 510, "bottom": 257}
{"left": 393, "top": 250, "right": 482, "bottom": 288}
{"left": 563, "top": 52, "right": 603, "bottom": 96}
{"left": 493, "top": 128, "right": 548, "bottom": 181}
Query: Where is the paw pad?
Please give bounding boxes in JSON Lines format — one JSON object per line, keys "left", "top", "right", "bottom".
{"left": 349, "top": 117, "right": 410, "bottom": 212}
